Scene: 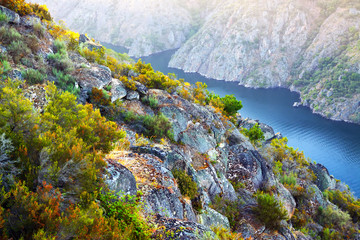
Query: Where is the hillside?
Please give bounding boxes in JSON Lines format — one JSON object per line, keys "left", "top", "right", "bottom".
{"left": 170, "top": 0, "right": 360, "bottom": 124}
{"left": 32, "top": 0, "right": 360, "bottom": 124}
{"left": 0, "top": 2, "right": 360, "bottom": 240}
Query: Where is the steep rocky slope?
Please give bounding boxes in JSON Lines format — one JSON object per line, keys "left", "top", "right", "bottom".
{"left": 170, "top": 0, "right": 360, "bottom": 124}
{"left": 29, "top": 0, "right": 219, "bottom": 57}
{"left": 1, "top": 4, "right": 360, "bottom": 239}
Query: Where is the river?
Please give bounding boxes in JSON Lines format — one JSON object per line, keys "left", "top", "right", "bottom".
{"left": 103, "top": 43, "right": 360, "bottom": 196}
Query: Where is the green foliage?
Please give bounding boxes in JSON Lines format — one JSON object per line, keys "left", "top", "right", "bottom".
{"left": 8, "top": 40, "right": 31, "bottom": 64}
{"left": 211, "top": 225, "right": 244, "bottom": 240}
{"left": 172, "top": 169, "right": 198, "bottom": 199}
{"left": 253, "top": 192, "right": 288, "bottom": 230}
{"left": 52, "top": 68, "right": 79, "bottom": 96}
{"left": 98, "top": 190, "right": 151, "bottom": 240}
{"left": 48, "top": 40, "right": 73, "bottom": 73}
{"left": 141, "top": 113, "right": 172, "bottom": 139}
{"left": 325, "top": 189, "right": 360, "bottom": 222}
{"left": 122, "top": 111, "right": 173, "bottom": 140}
{"left": 141, "top": 95, "right": 158, "bottom": 109}
{"left": 210, "top": 195, "right": 242, "bottom": 230}
{"left": 280, "top": 172, "right": 297, "bottom": 186}
{"left": 0, "top": 60, "right": 11, "bottom": 77}
{"left": 221, "top": 94, "right": 243, "bottom": 117}
{"left": 0, "top": 12, "right": 9, "bottom": 23}
{"left": 318, "top": 205, "right": 351, "bottom": 229}
{"left": 22, "top": 68, "right": 47, "bottom": 85}
{"left": 241, "top": 123, "right": 265, "bottom": 143}
{"left": 0, "top": 26, "right": 22, "bottom": 44}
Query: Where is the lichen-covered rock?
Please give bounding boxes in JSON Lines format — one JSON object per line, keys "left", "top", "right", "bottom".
{"left": 20, "top": 15, "right": 41, "bottom": 28}
{"left": 105, "top": 159, "right": 137, "bottom": 196}
{"left": 109, "top": 78, "right": 127, "bottom": 102}
{"left": 0, "top": 6, "right": 20, "bottom": 24}
{"left": 310, "top": 163, "right": 336, "bottom": 191}
{"left": 135, "top": 81, "right": 148, "bottom": 95}
{"left": 122, "top": 100, "right": 154, "bottom": 116}
{"left": 197, "top": 207, "right": 230, "bottom": 229}
{"left": 74, "top": 64, "right": 112, "bottom": 93}
{"left": 178, "top": 122, "right": 216, "bottom": 153}
{"left": 154, "top": 215, "right": 215, "bottom": 240}
{"left": 126, "top": 90, "right": 140, "bottom": 100}
{"left": 227, "top": 147, "right": 267, "bottom": 191}
{"left": 8, "top": 69, "right": 23, "bottom": 80}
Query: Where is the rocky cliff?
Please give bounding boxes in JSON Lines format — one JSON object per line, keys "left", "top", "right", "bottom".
{"left": 169, "top": 0, "right": 360, "bottom": 124}
{"left": 28, "top": 0, "right": 219, "bottom": 57}
{"left": 31, "top": 0, "right": 360, "bottom": 124}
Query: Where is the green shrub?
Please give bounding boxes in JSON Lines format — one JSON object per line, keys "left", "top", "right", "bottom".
{"left": 141, "top": 95, "right": 158, "bottom": 108}
{"left": 0, "top": 27, "right": 22, "bottom": 44}
{"left": 280, "top": 172, "right": 297, "bottom": 186}
{"left": 47, "top": 52, "right": 73, "bottom": 73}
{"left": 172, "top": 169, "right": 198, "bottom": 199}
{"left": 221, "top": 94, "right": 243, "bottom": 117}
{"left": 7, "top": 40, "right": 31, "bottom": 64}
{"left": 0, "top": 12, "right": 9, "bottom": 23}
{"left": 48, "top": 40, "right": 73, "bottom": 73}
{"left": 253, "top": 192, "right": 288, "bottom": 230}
{"left": 325, "top": 189, "right": 360, "bottom": 222}
{"left": 0, "top": 60, "right": 11, "bottom": 76}
{"left": 22, "top": 68, "right": 47, "bottom": 84}
{"left": 141, "top": 113, "right": 173, "bottom": 139}
{"left": 52, "top": 68, "right": 79, "bottom": 96}
{"left": 33, "top": 22, "right": 45, "bottom": 38}
{"left": 98, "top": 190, "right": 151, "bottom": 240}
{"left": 318, "top": 206, "right": 352, "bottom": 229}
{"left": 242, "top": 123, "right": 265, "bottom": 143}
{"left": 210, "top": 195, "right": 242, "bottom": 230}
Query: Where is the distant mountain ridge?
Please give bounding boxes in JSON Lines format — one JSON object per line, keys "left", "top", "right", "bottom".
{"left": 31, "top": 0, "right": 360, "bottom": 124}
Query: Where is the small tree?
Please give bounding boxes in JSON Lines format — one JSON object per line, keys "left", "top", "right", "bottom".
{"left": 253, "top": 192, "right": 288, "bottom": 230}
{"left": 221, "top": 95, "right": 242, "bottom": 117}
{"left": 242, "top": 123, "right": 265, "bottom": 143}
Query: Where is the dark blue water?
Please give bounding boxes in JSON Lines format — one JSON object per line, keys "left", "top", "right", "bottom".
{"left": 103, "top": 43, "right": 360, "bottom": 196}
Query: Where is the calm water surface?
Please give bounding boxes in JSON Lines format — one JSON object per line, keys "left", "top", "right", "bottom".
{"left": 103, "top": 43, "right": 360, "bottom": 196}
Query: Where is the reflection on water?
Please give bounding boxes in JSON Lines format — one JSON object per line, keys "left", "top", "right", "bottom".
{"left": 103, "top": 43, "right": 360, "bottom": 196}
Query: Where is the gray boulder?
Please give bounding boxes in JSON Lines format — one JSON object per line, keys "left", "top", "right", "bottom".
{"left": 0, "top": 6, "right": 20, "bottom": 24}
{"left": 310, "top": 163, "right": 336, "bottom": 191}
{"left": 8, "top": 69, "right": 23, "bottom": 80}
{"left": 79, "top": 34, "right": 90, "bottom": 43}
{"left": 135, "top": 81, "right": 148, "bottom": 95}
{"left": 105, "top": 160, "right": 137, "bottom": 196}
{"left": 126, "top": 90, "right": 140, "bottom": 100}
{"left": 74, "top": 64, "right": 112, "bottom": 94}
{"left": 110, "top": 78, "right": 127, "bottom": 102}
{"left": 197, "top": 207, "right": 230, "bottom": 229}
{"left": 178, "top": 122, "right": 216, "bottom": 153}
{"left": 154, "top": 215, "right": 214, "bottom": 240}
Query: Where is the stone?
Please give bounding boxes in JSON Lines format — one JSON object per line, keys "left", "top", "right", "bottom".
{"left": 154, "top": 215, "right": 214, "bottom": 240}
{"left": 178, "top": 123, "right": 217, "bottom": 153}
{"left": 310, "top": 163, "right": 336, "bottom": 191}
{"left": 105, "top": 160, "right": 137, "bottom": 196}
{"left": 135, "top": 81, "right": 148, "bottom": 95}
{"left": 74, "top": 64, "right": 112, "bottom": 93}
{"left": 0, "top": 6, "right": 20, "bottom": 24}
{"left": 79, "top": 34, "right": 90, "bottom": 43}
{"left": 126, "top": 90, "right": 140, "bottom": 100}
{"left": 109, "top": 78, "right": 127, "bottom": 102}
{"left": 20, "top": 15, "right": 41, "bottom": 28}
{"left": 197, "top": 207, "right": 230, "bottom": 229}
{"left": 84, "top": 42, "right": 104, "bottom": 51}
{"left": 8, "top": 69, "right": 23, "bottom": 80}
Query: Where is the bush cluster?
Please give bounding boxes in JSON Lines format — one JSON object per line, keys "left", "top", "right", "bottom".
{"left": 171, "top": 169, "right": 198, "bottom": 199}
{"left": 22, "top": 68, "right": 47, "bottom": 84}
{"left": 241, "top": 123, "right": 264, "bottom": 143}
{"left": 252, "top": 192, "right": 288, "bottom": 230}
{"left": 1, "top": 0, "right": 52, "bottom": 20}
